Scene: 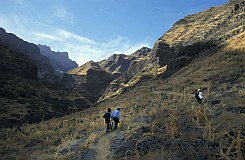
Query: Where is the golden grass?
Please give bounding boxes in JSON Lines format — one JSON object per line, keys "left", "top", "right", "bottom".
{"left": 1, "top": 83, "right": 244, "bottom": 159}
{"left": 1, "top": 30, "right": 244, "bottom": 160}
{"left": 96, "top": 134, "right": 113, "bottom": 160}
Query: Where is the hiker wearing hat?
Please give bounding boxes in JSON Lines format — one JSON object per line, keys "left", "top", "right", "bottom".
{"left": 195, "top": 88, "right": 204, "bottom": 104}
{"left": 111, "top": 108, "right": 120, "bottom": 130}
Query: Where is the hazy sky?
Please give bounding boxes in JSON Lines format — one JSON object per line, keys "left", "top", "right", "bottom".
{"left": 0, "top": 0, "right": 228, "bottom": 66}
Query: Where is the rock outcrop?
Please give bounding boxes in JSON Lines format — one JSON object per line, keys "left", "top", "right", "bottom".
{"left": 38, "top": 44, "right": 78, "bottom": 72}
{"left": 68, "top": 61, "right": 113, "bottom": 103}
{"left": 99, "top": 47, "right": 152, "bottom": 79}
{"left": 99, "top": 54, "right": 133, "bottom": 79}
{"left": 152, "top": 0, "right": 245, "bottom": 76}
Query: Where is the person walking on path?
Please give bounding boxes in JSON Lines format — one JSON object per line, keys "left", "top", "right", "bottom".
{"left": 195, "top": 88, "right": 204, "bottom": 104}
{"left": 111, "top": 108, "right": 120, "bottom": 130}
{"left": 103, "top": 108, "right": 112, "bottom": 133}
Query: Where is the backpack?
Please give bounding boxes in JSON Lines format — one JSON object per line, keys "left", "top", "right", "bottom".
{"left": 103, "top": 112, "right": 110, "bottom": 120}
{"left": 195, "top": 92, "right": 199, "bottom": 99}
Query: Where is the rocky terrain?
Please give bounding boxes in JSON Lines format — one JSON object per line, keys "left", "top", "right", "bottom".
{"left": 38, "top": 44, "right": 78, "bottom": 73}
{"left": 152, "top": 0, "right": 245, "bottom": 75}
{"left": 99, "top": 47, "right": 152, "bottom": 79}
{"left": 100, "top": 0, "right": 245, "bottom": 101}
{"left": 68, "top": 47, "right": 152, "bottom": 103}
{"left": 67, "top": 61, "right": 113, "bottom": 103}
{"left": 0, "top": 0, "right": 244, "bottom": 159}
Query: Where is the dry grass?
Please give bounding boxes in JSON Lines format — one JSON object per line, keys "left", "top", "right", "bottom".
{"left": 1, "top": 28, "right": 244, "bottom": 160}
{"left": 96, "top": 134, "right": 114, "bottom": 160}
{"left": 0, "top": 108, "right": 106, "bottom": 159}
{"left": 1, "top": 83, "right": 244, "bottom": 159}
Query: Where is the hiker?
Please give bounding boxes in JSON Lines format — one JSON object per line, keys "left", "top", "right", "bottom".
{"left": 103, "top": 108, "right": 112, "bottom": 133}
{"left": 195, "top": 88, "right": 204, "bottom": 104}
{"left": 111, "top": 108, "right": 120, "bottom": 130}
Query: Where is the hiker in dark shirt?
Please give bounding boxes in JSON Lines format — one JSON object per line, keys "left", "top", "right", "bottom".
{"left": 103, "top": 108, "right": 112, "bottom": 133}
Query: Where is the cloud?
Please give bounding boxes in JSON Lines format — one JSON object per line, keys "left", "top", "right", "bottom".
{"left": 56, "top": 29, "right": 96, "bottom": 44}
{"left": 54, "top": 5, "right": 74, "bottom": 25}
{"left": 30, "top": 29, "right": 150, "bottom": 66}
{"left": 33, "top": 32, "right": 61, "bottom": 41}
{"left": 0, "top": 13, "right": 150, "bottom": 66}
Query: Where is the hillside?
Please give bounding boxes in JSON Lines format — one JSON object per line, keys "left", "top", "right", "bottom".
{"left": 0, "top": 34, "right": 90, "bottom": 128}
{"left": 100, "top": 0, "right": 245, "bottom": 101}
{"left": 0, "top": 0, "right": 244, "bottom": 159}
{"left": 0, "top": 28, "right": 55, "bottom": 83}
{"left": 1, "top": 30, "right": 243, "bottom": 160}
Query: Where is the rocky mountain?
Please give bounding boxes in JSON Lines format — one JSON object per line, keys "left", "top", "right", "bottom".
{"left": 0, "top": 44, "right": 81, "bottom": 128}
{"left": 99, "top": 47, "right": 152, "bottom": 79}
{"left": 0, "top": 29, "right": 90, "bottom": 128}
{"left": 0, "top": 28, "right": 55, "bottom": 83}
{"left": 152, "top": 0, "right": 245, "bottom": 75}
{"left": 99, "top": 0, "right": 245, "bottom": 101}
{"left": 2, "top": 30, "right": 243, "bottom": 159}
{"left": 68, "top": 61, "right": 113, "bottom": 103}
{"left": 1, "top": 1, "right": 244, "bottom": 159}
{"left": 68, "top": 47, "right": 152, "bottom": 103}
{"left": 38, "top": 44, "right": 78, "bottom": 72}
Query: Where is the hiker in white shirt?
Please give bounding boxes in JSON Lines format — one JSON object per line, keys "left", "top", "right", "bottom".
{"left": 111, "top": 108, "right": 120, "bottom": 129}
{"left": 195, "top": 88, "right": 204, "bottom": 104}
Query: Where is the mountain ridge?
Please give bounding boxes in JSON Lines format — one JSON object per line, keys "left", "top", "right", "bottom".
{"left": 0, "top": 28, "right": 55, "bottom": 82}
{"left": 38, "top": 44, "right": 78, "bottom": 73}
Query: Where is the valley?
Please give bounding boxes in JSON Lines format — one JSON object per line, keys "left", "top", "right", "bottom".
{"left": 0, "top": 0, "right": 244, "bottom": 159}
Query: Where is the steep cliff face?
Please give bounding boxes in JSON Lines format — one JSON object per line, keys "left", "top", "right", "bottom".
{"left": 152, "top": 0, "right": 245, "bottom": 76}
{"left": 0, "top": 28, "right": 55, "bottom": 81}
{"left": 99, "top": 47, "right": 152, "bottom": 79}
{"left": 68, "top": 61, "right": 113, "bottom": 103}
{"left": 99, "top": 54, "right": 133, "bottom": 79}
{"left": 38, "top": 44, "right": 78, "bottom": 72}
{"left": 0, "top": 44, "right": 81, "bottom": 128}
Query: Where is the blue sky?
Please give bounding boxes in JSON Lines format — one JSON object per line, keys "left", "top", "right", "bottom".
{"left": 0, "top": 0, "right": 228, "bottom": 66}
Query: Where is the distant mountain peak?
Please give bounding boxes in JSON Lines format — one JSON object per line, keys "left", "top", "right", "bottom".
{"left": 38, "top": 44, "right": 78, "bottom": 72}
